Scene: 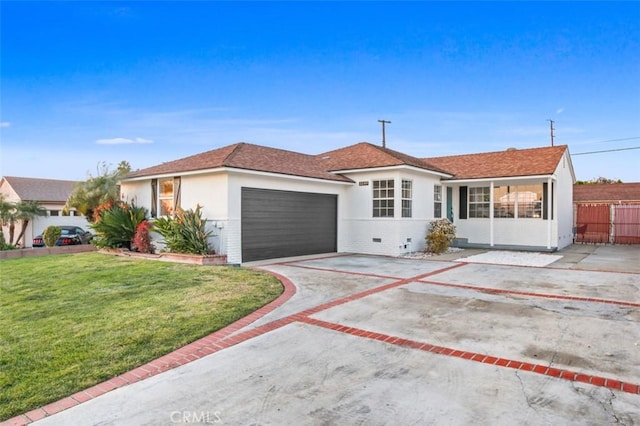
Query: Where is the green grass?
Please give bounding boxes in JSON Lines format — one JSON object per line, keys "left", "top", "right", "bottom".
{"left": 0, "top": 252, "right": 282, "bottom": 421}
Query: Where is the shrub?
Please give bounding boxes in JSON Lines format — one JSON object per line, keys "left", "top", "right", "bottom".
{"left": 91, "top": 202, "right": 147, "bottom": 249}
{"left": 426, "top": 218, "right": 456, "bottom": 254}
{"left": 43, "top": 226, "right": 62, "bottom": 247}
{"left": 152, "top": 205, "right": 213, "bottom": 255}
{"left": 0, "top": 232, "right": 17, "bottom": 251}
{"left": 132, "top": 220, "right": 155, "bottom": 254}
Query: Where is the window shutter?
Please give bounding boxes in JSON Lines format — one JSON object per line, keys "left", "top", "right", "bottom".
{"left": 543, "top": 182, "right": 550, "bottom": 220}
{"left": 173, "top": 177, "right": 181, "bottom": 210}
{"left": 459, "top": 186, "right": 467, "bottom": 219}
{"left": 151, "top": 179, "right": 158, "bottom": 218}
{"left": 542, "top": 182, "right": 554, "bottom": 220}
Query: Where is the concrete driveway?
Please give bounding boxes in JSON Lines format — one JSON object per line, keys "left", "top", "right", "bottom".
{"left": 22, "top": 247, "right": 640, "bottom": 425}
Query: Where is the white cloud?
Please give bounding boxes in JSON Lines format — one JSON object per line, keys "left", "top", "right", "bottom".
{"left": 0, "top": 122, "right": 10, "bottom": 127}
{"left": 96, "top": 137, "right": 153, "bottom": 145}
{"left": 556, "top": 108, "right": 564, "bottom": 114}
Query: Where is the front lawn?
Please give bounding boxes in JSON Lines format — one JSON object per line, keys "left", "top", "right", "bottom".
{"left": 0, "top": 252, "right": 282, "bottom": 421}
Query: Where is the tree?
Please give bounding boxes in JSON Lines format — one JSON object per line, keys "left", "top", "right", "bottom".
{"left": 65, "top": 161, "right": 132, "bottom": 222}
{"left": 14, "top": 201, "right": 47, "bottom": 246}
{"left": 0, "top": 195, "right": 16, "bottom": 245}
{"left": 575, "top": 177, "right": 623, "bottom": 185}
{"left": 0, "top": 197, "right": 46, "bottom": 246}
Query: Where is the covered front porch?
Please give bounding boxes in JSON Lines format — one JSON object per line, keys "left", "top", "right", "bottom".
{"left": 443, "top": 176, "right": 559, "bottom": 251}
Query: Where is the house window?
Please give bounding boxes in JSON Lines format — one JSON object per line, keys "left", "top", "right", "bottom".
{"left": 158, "top": 178, "right": 174, "bottom": 216}
{"left": 469, "top": 187, "right": 490, "bottom": 218}
{"left": 49, "top": 210, "right": 60, "bottom": 216}
{"left": 373, "top": 179, "right": 394, "bottom": 217}
{"left": 434, "top": 185, "right": 442, "bottom": 218}
{"left": 517, "top": 184, "right": 543, "bottom": 218}
{"left": 159, "top": 178, "right": 174, "bottom": 216}
{"left": 493, "top": 185, "right": 543, "bottom": 218}
{"left": 493, "top": 186, "right": 514, "bottom": 218}
{"left": 402, "top": 180, "right": 412, "bottom": 218}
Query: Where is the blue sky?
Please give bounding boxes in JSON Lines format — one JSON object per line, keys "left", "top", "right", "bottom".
{"left": 2, "top": 1, "right": 639, "bottom": 182}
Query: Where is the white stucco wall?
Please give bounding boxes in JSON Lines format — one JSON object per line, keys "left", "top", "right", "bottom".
{"left": 30, "top": 209, "right": 91, "bottom": 247}
{"left": 120, "top": 172, "right": 230, "bottom": 256}
{"left": 554, "top": 150, "right": 576, "bottom": 249}
{"left": 339, "top": 168, "right": 443, "bottom": 256}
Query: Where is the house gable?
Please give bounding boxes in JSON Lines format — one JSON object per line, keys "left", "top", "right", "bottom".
{"left": 317, "top": 142, "right": 450, "bottom": 176}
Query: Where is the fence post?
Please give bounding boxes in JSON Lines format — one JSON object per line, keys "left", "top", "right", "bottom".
{"left": 609, "top": 203, "right": 615, "bottom": 244}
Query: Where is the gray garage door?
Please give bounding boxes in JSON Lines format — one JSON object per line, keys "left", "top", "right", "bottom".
{"left": 241, "top": 187, "right": 337, "bottom": 262}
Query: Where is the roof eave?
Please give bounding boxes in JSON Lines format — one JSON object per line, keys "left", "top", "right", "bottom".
{"left": 226, "top": 167, "right": 354, "bottom": 184}
{"left": 122, "top": 167, "right": 228, "bottom": 182}
{"left": 122, "top": 166, "right": 354, "bottom": 185}
{"left": 443, "top": 174, "right": 557, "bottom": 184}
{"left": 330, "top": 164, "right": 453, "bottom": 178}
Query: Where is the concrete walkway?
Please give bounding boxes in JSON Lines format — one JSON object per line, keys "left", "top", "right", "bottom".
{"left": 5, "top": 245, "right": 640, "bottom": 425}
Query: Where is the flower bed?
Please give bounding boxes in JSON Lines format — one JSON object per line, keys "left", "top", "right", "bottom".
{"left": 98, "top": 248, "right": 227, "bottom": 265}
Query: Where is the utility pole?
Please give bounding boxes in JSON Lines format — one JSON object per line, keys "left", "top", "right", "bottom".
{"left": 378, "top": 119, "right": 391, "bottom": 148}
{"left": 547, "top": 119, "right": 555, "bottom": 146}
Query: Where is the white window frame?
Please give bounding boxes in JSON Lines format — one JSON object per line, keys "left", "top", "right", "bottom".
{"left": 373, "top": 179, "right": 395, "bottom": 218}
{"left": 158, "top": 178, "right": 174, "bottom": 216}
{"left": 434, "top": 185, "right": 442, "bottom": 218}
{"left": 469, "top": 187, "right": 490, "bottom": 218}
{"left": 402, "top": 180, "right": 412, "bottom": 218}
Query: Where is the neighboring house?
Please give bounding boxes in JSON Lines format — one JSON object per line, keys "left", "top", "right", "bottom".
{"left": 120, "top": 142, "right": 575, "bottom": 264}
{"left": 573, "top": 183, "right": 640, "bottom": 244}
{"left": 0, "top": 176, "right": 90, "bottom": 247}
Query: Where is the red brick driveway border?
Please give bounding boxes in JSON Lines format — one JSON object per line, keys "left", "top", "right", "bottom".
{"left": 4, "top": 257, "right": 639, "bottom": 425}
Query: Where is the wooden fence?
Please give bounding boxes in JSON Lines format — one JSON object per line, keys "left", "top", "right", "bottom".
{"left": 575, "top": 204, "right": 640, "bottom": 244}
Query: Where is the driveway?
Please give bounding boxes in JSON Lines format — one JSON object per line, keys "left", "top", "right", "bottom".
{"left": 21, "top": 247, "right": 640, "bottom": 425}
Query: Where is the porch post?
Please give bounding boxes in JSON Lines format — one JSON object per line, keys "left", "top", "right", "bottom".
{"left": 489, "top": 181, "right": 494, "bottom": 247}
{"left": 547, "top": 177, "right": 552, "bottom": 249}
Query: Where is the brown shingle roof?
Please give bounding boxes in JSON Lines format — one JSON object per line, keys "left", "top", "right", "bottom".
{"left": 1, "top": 176, "right": 79, "bottom": 203}
{"left": 125, "top": 143, "right": 352, "bottom": 182}
{"left": 424, "top": 145, "right": 568, "bottom": 179}
{"left": 317, "top": 142, "right": 450, "bottom": 175}
{"left": 573, "top": 183, "right": 640, "bottom": 203}
{"left": 125, "top": 142, "right": 569, "bottom": 183}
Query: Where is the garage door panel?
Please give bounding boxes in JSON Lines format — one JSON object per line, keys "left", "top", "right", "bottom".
{"left": 241, "top": 188, "right": 337, "bottom": 262}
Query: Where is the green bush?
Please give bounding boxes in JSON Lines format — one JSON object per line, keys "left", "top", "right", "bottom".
{"left": 0, "top": 232, "right": 17, "bottom": 251}
{"left": 152, "top": 205, "right": 213, "bottom": 255}
{"left": 91, "top": 202, "right": 147, "bottom": 249}
{"left": 43, "top": 226, "right": 62, "bottom": 247}
{"left": 426, "top": 218, "right": 456, "bottom": 254}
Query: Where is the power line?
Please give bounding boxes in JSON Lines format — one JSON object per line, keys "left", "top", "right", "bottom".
{"left": 572, "top": 136, "right": 640, "bottom": 146}
{"left": 573, "top": 146, "right": 640, "bottom": 156}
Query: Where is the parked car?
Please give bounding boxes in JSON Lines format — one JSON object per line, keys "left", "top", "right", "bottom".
{"left": 33, "top": 226, "right": 93, "bottom": 247}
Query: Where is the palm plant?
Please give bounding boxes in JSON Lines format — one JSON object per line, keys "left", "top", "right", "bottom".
{"left": 13, "top": 201, "right": 47, "bottom": 246}
{"left": 0, "top": 195, "right": 17, "bottom": 244}
{"left": 91, "top": 202, "right": 147, "bottom": 249}
{"left": 0, "top": 195, "right": 17, "bottom": 248}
